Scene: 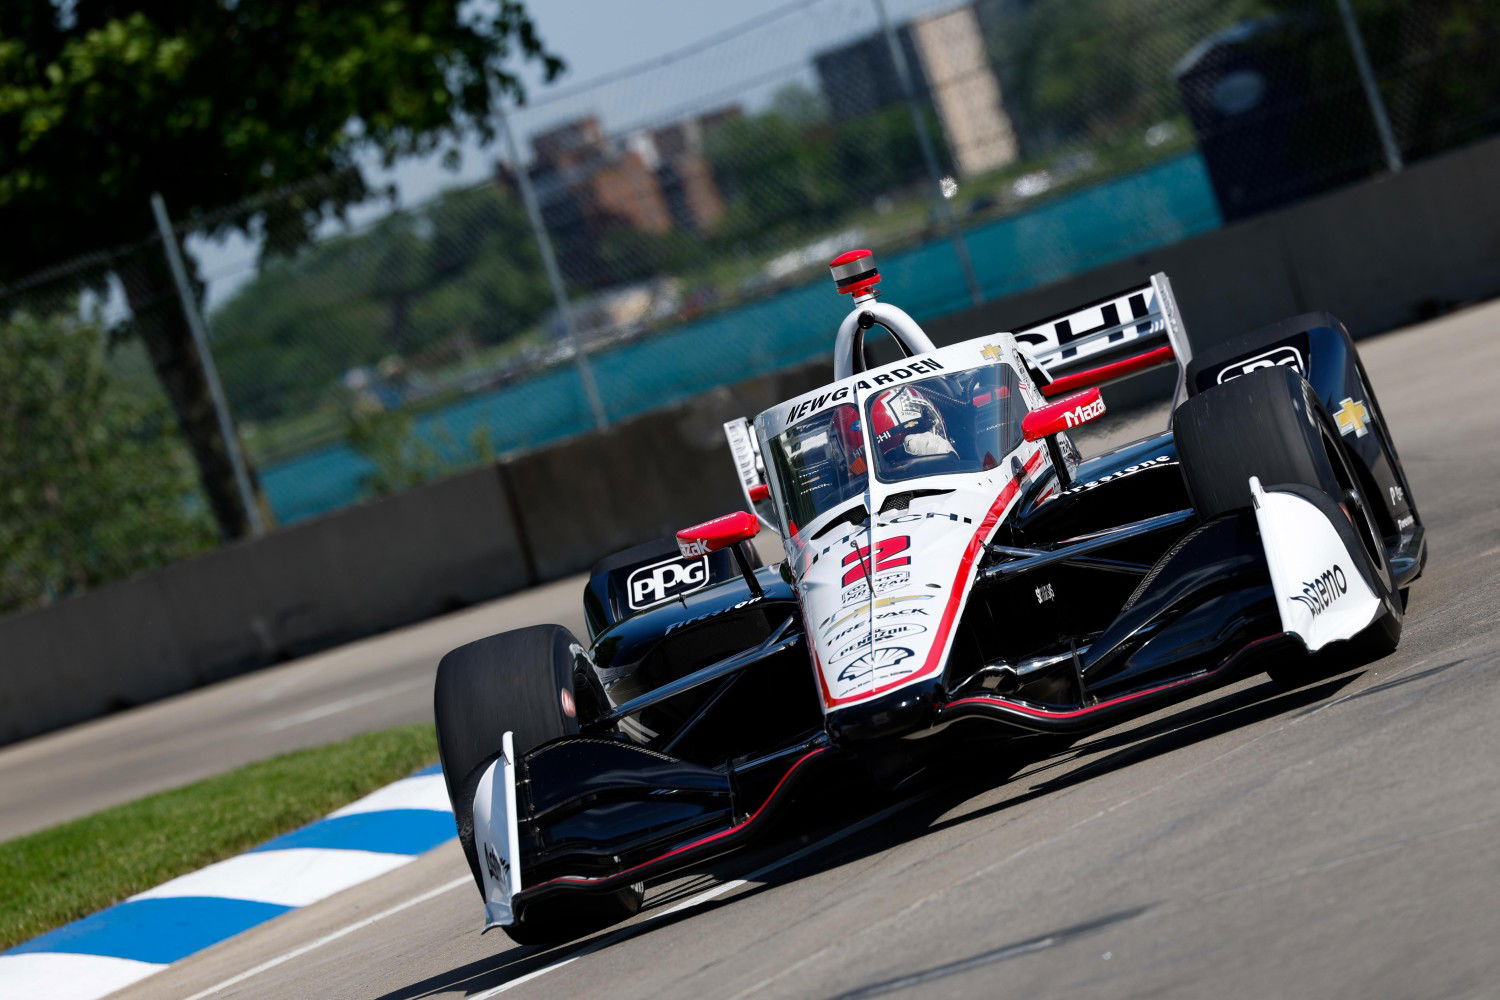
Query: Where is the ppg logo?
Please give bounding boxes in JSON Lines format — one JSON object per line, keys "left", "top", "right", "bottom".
{"left": 1217, "top": 345, "right": 1305, "bottom": 384}
{"left": 626, "top": 556, "right": 710, "bottom": 610}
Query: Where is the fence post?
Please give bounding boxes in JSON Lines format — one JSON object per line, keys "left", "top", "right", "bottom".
{"left": 495, "top": 103, "right": 610, "bottom": 433}
{"left": 873, "top": 0, "right": 984, "bottom": 307}
{"left": 1334, "top": 0, "right": 1402, "bottom": 174}
{"left": 149, "top": 193, "right": 264, "bottom": 536}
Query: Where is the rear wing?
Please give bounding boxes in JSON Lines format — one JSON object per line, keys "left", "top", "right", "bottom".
{"left": 1015, "top": 273, "right": 1192, "bottom": 405}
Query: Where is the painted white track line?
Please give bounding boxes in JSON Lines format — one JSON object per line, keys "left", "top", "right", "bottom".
{"left": 178, "top": 876, "right": 473, "bottom": 1000}
{"left": 473, "top": 792, "right": 934, "bottom": 998}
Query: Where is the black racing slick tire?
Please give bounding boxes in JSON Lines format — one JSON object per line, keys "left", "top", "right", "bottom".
{"left": 433, "top": 625, "right": 643, "bottom": 945}
{"left": 1173, "top": 366, "right": 1401, "bottom": 682}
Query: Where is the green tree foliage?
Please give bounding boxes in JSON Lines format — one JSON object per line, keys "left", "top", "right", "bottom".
{"left": 211, "top": 183, "right": 551, "bottom": 426}
{"left": 0, "top": 1, "right": 560, "bottom": 538}
{"left": 706, "top": 84, "right": 932, "bottom": 250}
{"left": 0, "top": 310, "right": 216, "bottom": 614}
{"left": 987, "top": 0, "right": 1270, "bottom": 153}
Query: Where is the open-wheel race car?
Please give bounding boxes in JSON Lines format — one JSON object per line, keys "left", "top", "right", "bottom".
{"left": 434, "top": 248, "right": 1426, "bottom": 944}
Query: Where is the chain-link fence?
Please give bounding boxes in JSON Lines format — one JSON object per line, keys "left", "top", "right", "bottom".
{"left": 4, "top": 0, "right": 1498, "bottom": 613}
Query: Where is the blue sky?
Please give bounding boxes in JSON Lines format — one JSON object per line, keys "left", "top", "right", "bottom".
{"left": 192, "top": 0, "right": 957, "bottom": 304}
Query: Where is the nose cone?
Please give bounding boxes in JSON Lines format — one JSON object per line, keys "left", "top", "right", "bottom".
{"left": 824, "top": 677, "right": 943, "bottom": 743}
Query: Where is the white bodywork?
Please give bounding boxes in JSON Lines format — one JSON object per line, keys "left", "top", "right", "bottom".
{"left": 471, "top": 731, "right": 522, "bottom": 930}
{"left": 1250, "top": 477, "right": 1381, "bottom": 651}
{"left": 756, "top": 334, "right": 1054, "bottom": 713}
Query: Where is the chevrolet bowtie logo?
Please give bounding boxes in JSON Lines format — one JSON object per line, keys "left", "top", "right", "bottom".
{"left": 981, "top": 343, "right": 1004, "bottom": 361}
{"left": 1334, "top": 397, "right": 1370, "bottom": 438}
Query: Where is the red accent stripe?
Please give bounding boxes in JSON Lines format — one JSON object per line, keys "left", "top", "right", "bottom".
{"left": 945, "top": 634, "right": 1283, "bottom": 720}
{"left": 1041, "top": 345, "right": 1175, "bottom": 398}
{"left": 521, "top": 747, "right": 829, "bottom": 890}
{"left": 818, "top": 448, "right": 1045, "bottom": 709}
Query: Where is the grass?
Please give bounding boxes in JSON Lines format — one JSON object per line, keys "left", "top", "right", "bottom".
{"left": 0, "top": 721, "right": 440, "bottom": 951}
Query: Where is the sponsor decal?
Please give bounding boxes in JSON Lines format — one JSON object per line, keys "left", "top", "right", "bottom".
{"left": 818, "top": 593, "right": 933, "bottom": 631}
{"left": 1396, "top": 514, "right": 1415, "bottom": 531}
{"left": 484, "top": 842, "right": 509, "bottom": 883}
{"left": 1057, "top": 455, "right": 1173, "bottom": 497}
{"left": 841, "top": 536, "right": 912, "bottom": 587}
{"left": 679, "top": 538, "right": 712, "bottom": 558}
{"left": 834, "top": 623, "right": 928, "bottom": 660}
{"left": 784, "top": 359, "right": 947, "bottom": 425}
{"left": 666, "top": 597, "right": 761, "bottom": 634}
{"left": 1334, "top": 398, "right": 1370, "bottom": 438}
{"left": 1290, "top": 564, "right": 1348, "bottom": 617}
{"left": 1388, "top": 484, "right": 1405, "bottom": 506}
{"left": 1015, "top": 286, "right": 1161, "bottom": 366}
{"left": 626, "top": 555, "right": 710, "bottom": 610}
{"left": 837, "top": 646, "right": 915, "bottom": 684}
{"left": 1062, "top": 395, "right": 1106, "bottom": 428}
{"left": 826, "top": 607, "right": 931, "bottom": 645}
{"left": 1216, "top": 345, "right": 1305, "bottom": 384}
{"left": 840, "top": 570, "right": 912, "bottom": 605}
{"left": 1035, "top": 582, "right": 1055, "bottom": 604}
{"left": 559, "top": 688, "right": 576, "bottom": 718}
{"left": 877, "top": 511, "right": 975, "bottom": 527}
{"left": 981, "top": 343, "right": 1004, "bottom": 361}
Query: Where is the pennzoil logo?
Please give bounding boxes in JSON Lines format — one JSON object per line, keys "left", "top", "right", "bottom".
{"left": 1291, "top": 564, "right": 1347, "bottom": 617}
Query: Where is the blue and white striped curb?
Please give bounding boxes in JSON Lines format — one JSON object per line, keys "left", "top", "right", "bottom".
{"left": 0, "top": 763, "right": 455, "bottom": 1000}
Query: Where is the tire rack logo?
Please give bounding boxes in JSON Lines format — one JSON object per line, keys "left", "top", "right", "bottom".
{"left": 1291, "top": 564, "right": 1348, "bottom": 617}
{"left": 837, "top": 646, "right": 915, "bottom": 684}
{"left": 484, "top": 842, "right": 510, "bottom": 883}
{"left": 1216, "top": 345, "right": 1305, "bottom": 384}
{"left": 627, "top": 555, "right": 710, "bottom": 610}
{"left": 819, "top": 593, "right": 933, "bottom": 632}
{"left": 834, "top": 623, "right": 928, "bottom": 660}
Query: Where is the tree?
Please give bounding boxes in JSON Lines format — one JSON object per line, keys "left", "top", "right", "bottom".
{"left": 0, "top": 1, "right": 561, "bottom": 538}
{"left": 0, "top": 309, "right": 216, "bottom": 614}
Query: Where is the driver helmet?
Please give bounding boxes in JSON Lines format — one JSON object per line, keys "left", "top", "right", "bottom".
{"left": 869, "top": 387, "right": 956, "bottom": 468}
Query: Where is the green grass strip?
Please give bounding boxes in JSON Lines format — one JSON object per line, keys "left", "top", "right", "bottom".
{"left": 0, "top": 721, "right": 440, "bottom": 951}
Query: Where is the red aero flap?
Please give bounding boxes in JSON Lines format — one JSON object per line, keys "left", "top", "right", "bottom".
{"left": 677, "top": 510, "right": 760, "bottom": 558}
{"left": 1022, "top": 388, "right": 1106, "bottom": 441}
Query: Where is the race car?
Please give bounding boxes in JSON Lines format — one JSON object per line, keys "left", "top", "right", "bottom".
{"left": 434, "top": 248, "right": 1425, "bottom": 944}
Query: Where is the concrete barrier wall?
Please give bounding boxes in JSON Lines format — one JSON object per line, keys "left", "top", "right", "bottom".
{"left": 6, "top": 133, "right": 1500, "bottom": 745}
{"left": 0, "top": 466, "right": 530, "bottom": 744}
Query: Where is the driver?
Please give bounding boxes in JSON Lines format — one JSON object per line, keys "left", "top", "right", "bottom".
{"left": 836, "top": 387, "right": 956, "bottom": 476}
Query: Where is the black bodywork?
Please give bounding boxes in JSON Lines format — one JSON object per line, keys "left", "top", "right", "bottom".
{"left": 502, "top": 311, "right": 1425, "bottom": 920}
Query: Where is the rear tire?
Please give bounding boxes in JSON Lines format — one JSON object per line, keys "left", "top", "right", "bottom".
{"left": 1173, "top": 367, "right": 1401, "bottom": 685}
{"left": 434, "top": 625, "right": 643, "bottom": 944}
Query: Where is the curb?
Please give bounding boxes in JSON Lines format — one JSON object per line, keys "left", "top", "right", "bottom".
{"left": 0, "top": 764, "right": 454, "bottom": 1000}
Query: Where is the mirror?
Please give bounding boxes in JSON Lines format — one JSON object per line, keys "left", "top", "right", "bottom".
{"left": 1022, "top": 388, "right": 1106, "bottom": 442}
{"left": 676, "top": 511, "right": 761, "bottom": 559}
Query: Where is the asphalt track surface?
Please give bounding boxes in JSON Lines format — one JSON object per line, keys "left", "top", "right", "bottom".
{"left": 16, "top": 300, "right": 1500, "bottom": 998}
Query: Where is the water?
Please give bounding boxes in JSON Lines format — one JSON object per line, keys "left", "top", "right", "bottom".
{"left": 261, "top": 152, "right": 1222, "bottom": 523}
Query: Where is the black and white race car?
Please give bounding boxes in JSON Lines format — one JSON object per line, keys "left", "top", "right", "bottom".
{"left": 434, "top": 248, "right": 1425, "bottom": 944}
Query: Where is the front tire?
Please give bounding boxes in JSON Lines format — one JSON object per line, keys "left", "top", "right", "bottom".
{"left": 434, "top": 625, "right": 643, "bottom": 944}
{"left": 1173, "top": 367, "right": 1402, "bottom": 684}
